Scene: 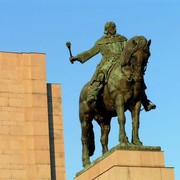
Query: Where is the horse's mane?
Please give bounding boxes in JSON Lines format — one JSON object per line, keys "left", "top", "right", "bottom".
{"left": 120, "top": 36, "right": 149, "bottom": 65}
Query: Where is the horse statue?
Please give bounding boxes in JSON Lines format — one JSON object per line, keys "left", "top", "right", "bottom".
{"left": 79, "top": 36, "right": 151, "bottom": 167}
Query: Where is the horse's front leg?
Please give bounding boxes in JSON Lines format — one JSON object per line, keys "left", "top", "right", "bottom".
{"left": 115, "top": 95, "right": 129, "bottom": 145}
{"left": 131, "top": 101, "right": 143, "bottom": 146}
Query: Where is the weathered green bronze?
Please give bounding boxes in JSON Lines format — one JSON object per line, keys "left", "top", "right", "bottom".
{"left": 67, "top": 22, "right": 156, "bottom": 168}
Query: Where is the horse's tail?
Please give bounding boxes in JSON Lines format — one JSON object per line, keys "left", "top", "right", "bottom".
{"left": 88, "top": 122, "right": 95, "bottom": 156}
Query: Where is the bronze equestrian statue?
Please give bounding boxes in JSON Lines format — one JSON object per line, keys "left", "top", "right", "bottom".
{"left": 68, "top": 22, "right": 156, "bottom": 167}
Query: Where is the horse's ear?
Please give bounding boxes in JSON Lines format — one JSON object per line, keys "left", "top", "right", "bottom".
{"left": 132, "top": 39, "right": 137, "bottom": 46}
{"left": 148, "top": 39, "right": 151, "bottom": 46}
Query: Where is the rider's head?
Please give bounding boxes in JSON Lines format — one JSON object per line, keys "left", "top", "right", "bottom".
{"left": 104, "top": 21, "right": 116, "bottom": 35}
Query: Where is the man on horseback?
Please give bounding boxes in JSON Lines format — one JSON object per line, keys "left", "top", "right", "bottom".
{"left": 70, "top": 21, "right": 156, "bottom": 111}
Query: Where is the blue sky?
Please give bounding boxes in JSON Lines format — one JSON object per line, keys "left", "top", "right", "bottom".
{"left": 0, "top": 1, "right": 179, "bottom": 179}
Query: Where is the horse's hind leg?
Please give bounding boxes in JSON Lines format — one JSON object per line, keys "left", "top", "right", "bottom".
{"left": 98, "top": 117, "right": 111, "bottom": 154}
{"left": 80, "top": 113, "right": 93, "bottom": 167}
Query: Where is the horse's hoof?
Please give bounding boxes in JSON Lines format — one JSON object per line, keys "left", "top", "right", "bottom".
{"left": 129, "top": 143, "right": 136, "bottom": 147}
{"left": 83, "top": 164, "right": 90, "bottom": 169}
{"left": 83, "top": 161, "right": 91, "bottom": 169}
{"left": 102, "top": 148, "right": 108, "bottom": 155}
{"left": 120, "top": 143, "right": 126, "bottom": 147}
{"left": 132, "top": 140, "right": 143, "bottom": 146}
{"left": 120, "top": 141, "right": 131, "bottom": 147}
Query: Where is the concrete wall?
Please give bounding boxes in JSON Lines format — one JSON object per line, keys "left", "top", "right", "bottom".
{"left": 0, "top": 52, "right": 65, "bottom": 179}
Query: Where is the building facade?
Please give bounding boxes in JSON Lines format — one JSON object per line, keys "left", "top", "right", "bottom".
{"left": 0, "top": 52, "right": 65, "bottom": 179}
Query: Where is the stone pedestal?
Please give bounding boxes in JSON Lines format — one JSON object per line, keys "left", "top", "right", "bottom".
{"left": 75, "top": 149, "right": 174, "bottom": 180}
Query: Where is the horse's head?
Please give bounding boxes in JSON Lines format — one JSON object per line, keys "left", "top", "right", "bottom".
{"left": 122, "top": 36, "right": 151, "bottom": 82}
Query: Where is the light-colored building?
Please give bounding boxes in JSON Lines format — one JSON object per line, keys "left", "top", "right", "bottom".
{"left": 0, "top": 52, "right": 65, "bottom": 179}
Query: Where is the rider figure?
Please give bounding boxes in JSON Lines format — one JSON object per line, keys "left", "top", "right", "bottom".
{"left": 70, "top": 21, "right": 156, "bottom": 111}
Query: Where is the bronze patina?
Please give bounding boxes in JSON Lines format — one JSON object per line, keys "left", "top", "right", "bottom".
{"left": 67, "top": 22, "right": 156, "bottom": 167}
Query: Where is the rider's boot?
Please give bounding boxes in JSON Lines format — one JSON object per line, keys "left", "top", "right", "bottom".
{"left": 142, "top": 92, "right": 156, "bottom": 111}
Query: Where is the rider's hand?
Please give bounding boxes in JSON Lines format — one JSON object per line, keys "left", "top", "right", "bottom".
{"left": 70, "top": 56, "right": 78, "bottom": 64}
{"left": 70, "top": 56, "right": 82, "bottom": 64}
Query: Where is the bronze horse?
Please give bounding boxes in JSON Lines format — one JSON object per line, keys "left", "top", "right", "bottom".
{"left": 79, "top": 36, "right": 151, "bottom": 167}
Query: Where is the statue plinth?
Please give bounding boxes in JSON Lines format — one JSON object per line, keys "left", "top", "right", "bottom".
{"left": 74, "top": 146, "right": 174, "bottom": 180}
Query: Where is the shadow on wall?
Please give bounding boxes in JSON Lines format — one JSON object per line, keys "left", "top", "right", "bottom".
{"left": 47, "top": 84, "right": 56, "bottom": 180}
